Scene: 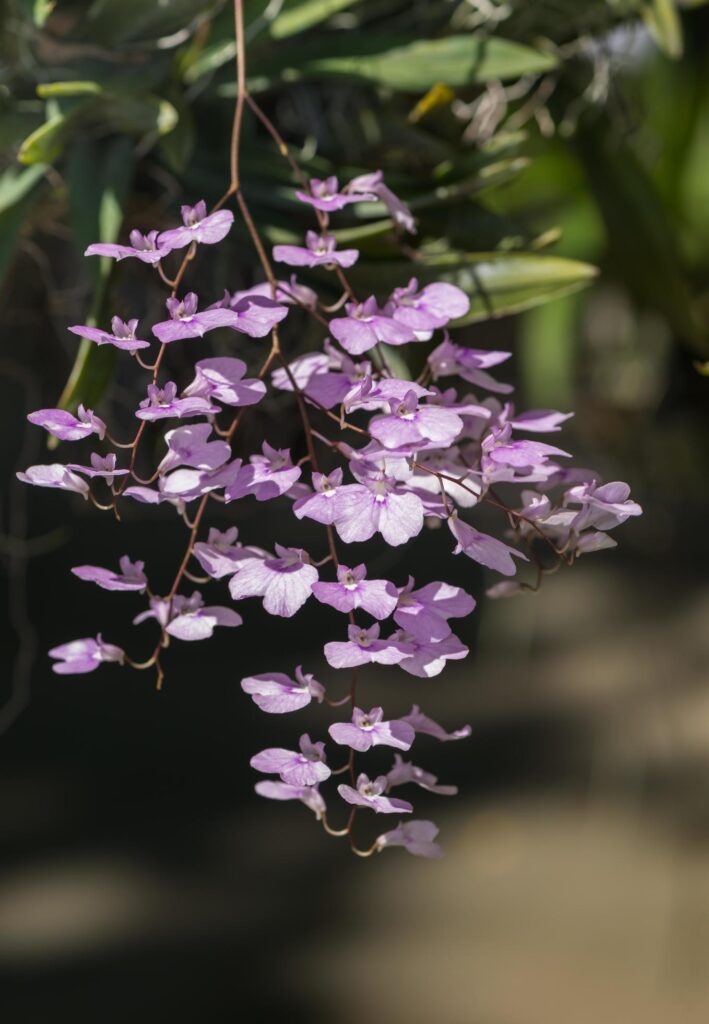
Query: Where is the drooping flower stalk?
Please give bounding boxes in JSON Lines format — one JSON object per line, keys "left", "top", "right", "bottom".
{"left": 19, "top": 0, "right": 642, "bottom": 858}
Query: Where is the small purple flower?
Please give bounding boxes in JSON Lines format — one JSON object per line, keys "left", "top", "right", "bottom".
{"left": 272, "top": 344, "right": 370, "bottom": 409}
{"left": 429, "top": 336, "right": 513, "bottom": 394}
{"left": 17, "top": 464, "right": 90, "bottom": 498}
{"left": 135, "top": 382, "right": 219, "bottom": 421}
{"left": 220, "top": 294, "right": 289, "bottom": 338}
{"left": 329, "top": 706, "right": 415, "bottom": 752}
{"left": 324, "top": 624, "right": 413, "bottom": 669}
{"left": 394, "top": 579, "right": 475, "bottom": 641}
{"left": 241, "top": 665, "right": 325, "bottom": 714}
{"left": 330, "top": 297, "right": 416, "bottom": 356}
{"left": 386, "top": 754, "right": 458, "bottom": 796}
{"left": 565, "top": 480, "right": 642, "bottom": 532}
{"left": 27, "top": 405, "right": 106, "bottom": 442}
{"left": 183, "top": 357, "right": 267, "bottom": 408}
{"left": 68, "top": 316, "right": 150, "bottom": 352}
{"left": 251, "top": 733, "right": 330, "bottom": 786}
{"left": 510, "top": 408, "right": 574, "bottom": 433}
{"left": 228, "top": 545, "right": 318, "bottom": 618}
{"left": 225, "top": 442, "right": 301, "bottom": 502}
{"left": 401, "top": 704, "right": 471, "bottom": 742}
{"left": 158, "top": 424, "right": 231, "bottom": 475}
{"left": 134, "top": 591, "right": 241, "bottom": 641}
{"left": 368, "top": 390, "right": 463, "bottom": 450}
{"left": 295, "top": 176, "right": 375, "bottom": 212}
{"left": 67, "top": 453, "right": 128, "bottom": 484}
{"left": 192, "top": 527, "right": 266, "bottom": 579}
{"left": 395, "top": 630, "right": 469, "bottom": 678}
{"left": 386, "top": 279, "right": 470, "bottom": 338}
{"left": 332, "top": 477, "right": 424, "bottom": 547}
{"left": 49, "top": 635, "right": 125, "bottom": 675}
{"left": 449, "top": 514, "right": 528, "bottom": 576}
{"left": 346, "top": 170, "right": 416, "bottom": 233}
{"left": 312, "top": 563, "right": 398, "bottom": 619}
{"left": 85, "top": 229, "right": 172, "bottom": 264}
{"left": 273, "top": 231, "right": 359, "bottom": 269}
{"left": 375, "top": 820, "right": 443, "bottom": 857}
{"left": 152, "top": 292, "right": 242, "bottom": 344}
{"left": 338, "top": 773, "right": 413, "bottom": 814}
{"left": 254, "top": 780, "right": 326, "bottom": 819}
{"left": 72, "top": 556, "right": 147, "bottom": 593}
{"left": 157, "top": 201, "right": 234, "bottom": 251}
{"left": 292, "top": 470, "right": 344, "bottom": 526}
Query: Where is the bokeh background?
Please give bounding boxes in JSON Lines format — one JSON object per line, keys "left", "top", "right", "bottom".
{"left": 1, "top": 2, "right": 709, "bottom": 1021}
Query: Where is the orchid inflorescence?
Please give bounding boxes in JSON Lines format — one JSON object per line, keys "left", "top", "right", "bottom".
{"left": 17, "top": 5, "right": 642, "bottom": 860}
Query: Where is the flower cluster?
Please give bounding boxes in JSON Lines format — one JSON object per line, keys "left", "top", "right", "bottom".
{"left": 19, "top": 164, "right": 642, "bottom": 858}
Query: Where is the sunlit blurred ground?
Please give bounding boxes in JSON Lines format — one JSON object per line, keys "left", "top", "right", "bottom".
{"left": 1, "top": 560, "right": 708, "bottom": 1023}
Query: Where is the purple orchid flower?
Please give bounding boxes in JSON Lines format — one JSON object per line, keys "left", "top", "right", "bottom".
{"left": 182, "top": 357, "right": 267, "bottom": 408}
{"left": 345, "top": 170, "right": 416, "bottom": 233}
{"left": 329, "top": 706, "right": 415, "bottom": 752}
{"left": 449, "top": 514, "right": 528, "bottom": 576}
{"left": 295, "top": 175, "right": 375, "bottom": 212}
{"left": 386, "top": 279, "right": 470, "bottom": 339}
{"left": 292, "top": 470, "right": 344, "bottom": 526}
{"left": 67, "top": 453, "right": 128, "bottom": 484}
{"left": 72, "top": 556, "right": 147, "bottom": 593}
{"left": 324, "top": 624, "right": 414, "bottom": 669}
{"left": 85, "top": 229, "right": 172, "bottom": 264}
{"left": 49, "top": 635, "right": 125, "bottom": 675}
{"left": 151, "top": 292, "right": 242, "bottom": 344}
{"left": 368, "top": 390, "right": 463, "bottom": 451}
{"left": 338, "top": 773, "right": 413, "bottom": 815}
{"left": 565, "top": 480, "right": 643, "bottom": 532}
{"left": 251, "top": 733, "right": 330, "bottom": 787}
{"left": 429, "top": 336, "right": 513, "bottom": 394}
{"left": 27, "top": 405, "right": 106, "bottom": 442}
{"left": 272, "top": 344, "right": 371, "bottom": 409}
{"left": 273, "top": 231, "right": 359, "bottom": 269}
{"left": 225, "top": 442, "right": 301, "bottom": 502}
{"left": 134, "top": 591, "right": 241, "bottom": 641}
{"left": 228, "top": 545, "right": 318, "bottom": 618}
{"left": 135, "top": 382, "right": 219, "bottom": 421}
{"left": 209, "top": 292, "right": 289, "bottom": 338}
{"left": 332, "top": 477, "right": 424, "bottom": 547}
{"left": 17, "top": 464, "right": 90, "bottom": 498}
{"left": 312, "top": 563, "right": 398, "bottom": 619}
{"left": 68, "top": 316, "right": 150, "bottom": 352}
{"left": 330, "top": 297, "right": 417, "bottom": 356}
{"left": 385, "top": 754, "right": 458, "bottom": 796}
{"left": 375, "top": 820, "right": 443, "bottom": 857}
{"left": 192, "top": 527, "right": 267, "bottom": 579}
{"left": 394, "top": 579, "right": 475, "bottom": 641}
{"left": 157, "top": 424, "right": 231, "bottom": 476}
{"left": 400, "top": 704, "right": 471, "bottom": 742}
{"left": 510, "top": 408, "right": 574, "bottom": 433}
{"left": 395, "top": 630, "right": 469, "bottom": 678}
{"left": 241, "top": 666, "right": 325, "bottom": 714}
{"left": 157, "top": 201, "right": 234, "bottom": 251}
{"left": 255, "top": 780, "right": 326, "bottom": 819}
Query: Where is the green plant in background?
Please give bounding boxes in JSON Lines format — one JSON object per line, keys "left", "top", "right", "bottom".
{"left": 1, "top": 0, "right": 708, "bottom": 432}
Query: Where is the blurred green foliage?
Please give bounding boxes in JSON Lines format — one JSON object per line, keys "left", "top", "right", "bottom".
{"left": 1, "top": 0, "right": 708, "bottom": 431}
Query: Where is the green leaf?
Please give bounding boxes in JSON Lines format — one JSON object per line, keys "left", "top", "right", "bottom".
{"left": 227, "top": 33, "right": 558, "bottom": 94}
{"left": 641, "top": 0, "right": 683, "bottom": 58}
{"left": 36, "top": 81, "right": 104, "bottom": 98}
{"left": 0, "top": 165, "right": 47, "bottom": 286}
{"left": 33, "top": 0, "right": 56, "bottom": 26}
{"left": 55, "top": 137, "right": 135, "bottom": 420}
{"left": 270, "top": 0, "right": 365, "bottom": 38}
{"left": 17, "top": 114, "right": 71, "bottom": 165}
